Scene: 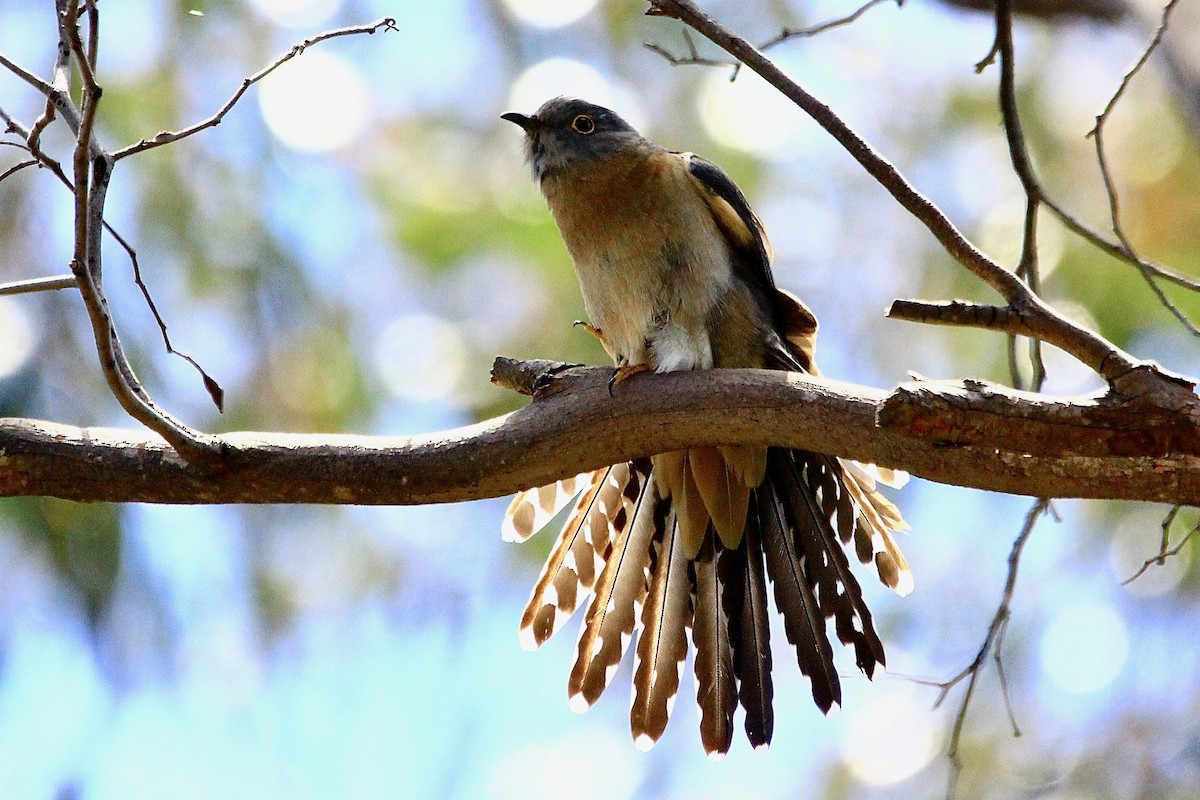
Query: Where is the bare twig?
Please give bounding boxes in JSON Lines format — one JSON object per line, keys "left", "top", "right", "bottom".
{"left": 642, "top": 0, "right": 1188, "bottom": 398}
{"left": 1083, "top": 0, "right": 1197, "bottom": 336}
{"left": 2, "top": 107, "right": 224, "bottom": 405}
{"left": 112, "top": 17, "right": 398, "bottom": 160}
{"left": 931, "top": 498, "right": 1049, "bottom": 800}
{"left": 988, "top": 0, "right": 1046, "bottom": 391}
{"left": 56, "top": 3, "right": 223, "bottom": 464}
{"left": 0, "top": 156, "right": 37, "bottom": 183}
{"left": 1122, "top": 505, "right": 1199, "bottom": 584}
{"left": 0, "top": 275, "right": 77, "bottom": 295}
{"left": 646, "top": 0, "right": 900, "bottom": 80}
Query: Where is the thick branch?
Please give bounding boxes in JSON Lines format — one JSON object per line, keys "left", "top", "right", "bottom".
{"left": 3, "top": 363, "right": 1200, "bottom": 505}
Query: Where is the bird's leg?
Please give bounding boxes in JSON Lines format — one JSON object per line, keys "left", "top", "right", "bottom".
{"left": 573, "top": 319, "right": 610, "bottom": 350}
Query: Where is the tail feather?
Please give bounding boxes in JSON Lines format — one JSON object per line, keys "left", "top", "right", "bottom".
{"left": 630, "top": 511, "right": 692, "bottom": 751}
{"left": 691, "top": 530, "right": 737, "bottom": 758}
{"left": 519, "top": 464, "right": 631, "bottom": 650}
{"left": 757, "top": 479, "right": 840, "bottom": 713}
{"left": 777, "top": 451, "right": 886, "bottom": 677}
{"left": 721, "top": 519, "right": 774, "bottom": 749}
{"left": 506, "top": 443, "right": 909, "bottom": 753}
{"left": 568, "top": 468, "right": 659, "bottom": 711}
{"left": 502, "top": 471, "right": 593, "bottom": 543}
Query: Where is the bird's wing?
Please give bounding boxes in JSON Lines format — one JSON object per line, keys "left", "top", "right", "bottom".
{"left": 681, "top": 152, "right": 775, "bottom": 296}
{"left": 681, "top": 153, "right": 820, "bottom": 374}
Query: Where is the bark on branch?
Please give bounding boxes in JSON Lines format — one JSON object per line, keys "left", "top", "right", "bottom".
{"left": 3, "top": 359, "right": 1199, "bottom": 506}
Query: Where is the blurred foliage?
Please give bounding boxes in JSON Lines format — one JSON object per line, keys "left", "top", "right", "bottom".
{"left": 1, "top": 1, "right": 1200, "bottom": 799}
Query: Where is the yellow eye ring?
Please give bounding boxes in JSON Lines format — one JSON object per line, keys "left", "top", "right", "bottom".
{"left": 571, "top": 114, "right": 596, "bottom": 135}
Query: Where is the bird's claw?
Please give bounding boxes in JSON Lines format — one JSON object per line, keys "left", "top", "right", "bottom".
{"left": 607, "top": 362, "right": 651, "bottom": 396}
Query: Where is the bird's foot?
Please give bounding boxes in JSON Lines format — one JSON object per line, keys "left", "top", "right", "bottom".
{"left": 608, "top": 362, "right": 651, "bottom": 396}
{"left": 574, "top": 320, "right": 610, "bottom": 348}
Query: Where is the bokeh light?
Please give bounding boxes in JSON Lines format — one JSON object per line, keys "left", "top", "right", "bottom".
{"left": 500, "top": 0, "right": 599, "bottom": 29}
{"left": 507, "top": 59, "right": 645, "bottom": 131}
{"left": 1039, "top": 604, "right": 1130, "bottom": 694}
{"left": 246, "top": 0, "right": 342, "bottom": 29}
{"left": 258, "top": 50, "right": 369, "bottom": 152}
{"left": 373, "top": 313, "right": 468, "bottom": 402}
{"left": 840, "top": 685, "right": 943, "bottom": 785}
{"left": 0, "top": 297, "right": 35, "bottom": 379}
{"left": 699, "top": 68, "right": 808, "bottom": 157}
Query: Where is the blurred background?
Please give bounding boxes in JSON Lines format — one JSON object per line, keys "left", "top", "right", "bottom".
{"left": 1, "top": 0, "right": 1200, "bottom": 798}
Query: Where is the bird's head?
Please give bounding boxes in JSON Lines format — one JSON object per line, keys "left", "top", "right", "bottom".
{"left": 502, "top": 97, "right": 645, "bottom": 182}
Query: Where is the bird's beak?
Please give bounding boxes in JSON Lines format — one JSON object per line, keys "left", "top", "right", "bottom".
{"left": 501, "top": 112, "right": 538, "bottom": 132}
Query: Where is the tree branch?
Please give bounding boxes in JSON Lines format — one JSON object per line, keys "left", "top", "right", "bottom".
{"left": 3, "top": 360, "right": 1200, "bottom": 505}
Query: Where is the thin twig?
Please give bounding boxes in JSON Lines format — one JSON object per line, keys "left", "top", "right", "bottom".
{"left": 59, "top": 3, "right": 223, "bottom": 465}
{"left": 0, "top": 275, "right": 77, "bottom": 295}
{"left": 1122, "top": 506, "right": 1199, "bottom": 584}
{"left": 1083, "top": 0, "right": 1197, "bottom": 337}
{"left": 932, "top": 498, "right": 1048, "bottom": 800}
{"left": 1, "top": 109, "right": 224, "bottom": 403}
{"left": 112, "top": 17, "right": 398, "bottom": 160}
{"left": 0, "top": 157, "right": 37, "bottom": 183}
{"left": 645, "top": 0, "right": 901, "bottom": 81}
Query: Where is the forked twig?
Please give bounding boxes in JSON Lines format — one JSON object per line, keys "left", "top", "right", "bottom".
{"left": 112, "top": 17, "right": 397, "bottom": 160}
{"left": 1123, "top": 505, "right": 1199, "bottom": 585}
{"left": 929, "top": 498, "right": 1049, "bottom": 800}
{"left": 645, "top": 0, "right": 900, "bottom": 81}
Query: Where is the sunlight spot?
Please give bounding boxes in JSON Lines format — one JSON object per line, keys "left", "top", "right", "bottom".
{"left": 501, "top": 0, "right": 598, "bottom": 28}
{"left": 259, "top": 50, "right": 369, "bottom": 152}
{"left": 698, "top": 68, "right": 806, "bottom": 157}
{"left": 246, "top": 0, "right": 342, "bottom": 28}
{"left": 486, "top": 729, "right": 638, "bottom": 800}
{"left": 1108, "top": 506, "right": 1192, "bottom": 598}
{"left": 507, "top": 59, "right": 645, "bottom": 131}
{"left": 840, "top": 685, "right": 941, "bottom": 785}
{"left": 373, "top": 313, "right": 467, "bottom": 402}
{"left": 1040, "top": 604, "right": 1129, "bottom": 694}
{"left": 0, "top": 297, "right": 35, "bottom": 379}
{"left": 978, "top": 197, "right": 1065, "bottom": 276}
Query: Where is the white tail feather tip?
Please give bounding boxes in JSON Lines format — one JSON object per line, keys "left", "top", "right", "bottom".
{"left": 568, "top": 693, "right": 592, "bottom": 714}
{"left": 634, "top": 734, "right": 657, "bottom": 752}
{"left": 517, "top": 625, "right": 540, "bottom": 652}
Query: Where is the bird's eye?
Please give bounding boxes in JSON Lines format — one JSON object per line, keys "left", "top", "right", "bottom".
{"left": 570, "top": 114, "right": 596, "bottom": 135}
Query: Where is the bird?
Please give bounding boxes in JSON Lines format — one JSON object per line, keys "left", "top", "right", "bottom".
{"left": 500, "top": 96, "right": 912, "bottom": 758}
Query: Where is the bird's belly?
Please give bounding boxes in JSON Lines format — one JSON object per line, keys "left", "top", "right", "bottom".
{"left": 575, "top": 247, "right": 715, "bottom": 373}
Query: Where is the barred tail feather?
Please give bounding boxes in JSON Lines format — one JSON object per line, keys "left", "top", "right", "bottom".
{"left": 777, "top": 451, "right": 886, "bottom": 677}
{"left": 757, "top": 479, "right": 840, "bottom": 713}
{"left": 568, "top": 470, "right": 659, "bottom": 711}
{"left": 722, "top": 514, "right": 774, "bottom": 749}
{"left": 502, "top": 471, "right": 594, "bottom": 543}
{"left": 519, "top": 464, "right": 633, "bottom": 650}
{"left": 691, "top": 530, "right": 736, "bottom": 758}
{"left": 630, "top": 512, "right": 691, "bottom": 751}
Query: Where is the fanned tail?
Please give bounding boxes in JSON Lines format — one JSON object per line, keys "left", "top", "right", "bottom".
{"left": 503, "top": 444, "right": 909, "bottom": 755}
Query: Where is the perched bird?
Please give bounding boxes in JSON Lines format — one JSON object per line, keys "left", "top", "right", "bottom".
{"left": 501, "top": 96, "right": 912, "bottom": 757}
